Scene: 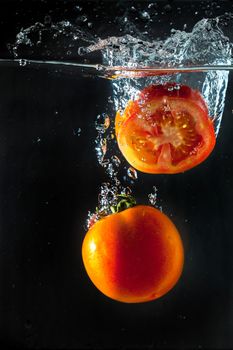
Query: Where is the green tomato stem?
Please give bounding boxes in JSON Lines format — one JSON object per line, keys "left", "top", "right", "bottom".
{"left": 110, "top": 194, "right": 136, "bottom": 214}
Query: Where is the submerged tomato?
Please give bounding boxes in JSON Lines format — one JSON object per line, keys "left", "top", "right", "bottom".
{"left": 116, "top": 84, "right": 216, "bottom": 174}
{"left": 82, "top": 205, "right": 184, "bottom": 303}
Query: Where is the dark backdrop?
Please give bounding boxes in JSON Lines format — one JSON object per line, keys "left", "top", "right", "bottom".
{"left": 0, "top": 1, "right": 232, "bottom": 349}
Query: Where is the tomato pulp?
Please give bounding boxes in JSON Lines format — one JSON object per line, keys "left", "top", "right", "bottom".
{"left": 82, "top": 205, "right": 184, "bottom": 303}
{"left": 116, "top": 84, "right": 216, "bottom": 174}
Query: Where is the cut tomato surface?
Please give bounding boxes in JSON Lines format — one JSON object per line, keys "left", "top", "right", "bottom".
{"left": 116, "top": 84, "right": 216, "bottom": 174}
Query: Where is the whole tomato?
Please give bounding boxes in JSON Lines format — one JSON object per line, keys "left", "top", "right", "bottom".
{"left": 82, "top": 204, "right": 184, "bottom": 303}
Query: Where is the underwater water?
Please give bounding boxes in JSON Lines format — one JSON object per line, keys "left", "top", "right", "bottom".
{"left": 0, "top": 1, "right": 233, "bottom": 349}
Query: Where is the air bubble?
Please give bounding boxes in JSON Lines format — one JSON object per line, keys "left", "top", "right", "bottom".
{"left": 78, "top": 47, "right": 87, "bottom": 55}
{"left": 77, "top": 15, "right": 88, "bottom": 23}
{"left": 75, "top": 5, "right": 82, "bottom": 11}
{"left": 19, "top": 59, "right": 27, "bottom": 66}
{"left": 140, "top": 11, "right": 150, "bottom": 20}
{"left": 96, "top": 64, "right": 104, "bottom": 71}
{"left": 127, "top": 167, "right": 138, "bottom": 180}
{"left": 164, "top": 4, "right": 172, "bottom": 12}
{"left": 63, "top": 20, "right": 71, "bottom": 27}
{"left": 148, "top": 3, "right": 157, "bottom": 9}
{"left": 148, "top": 186, "right": 158, "bottom": 206}
{"left": 44, "top": 15, "right": 51, "bottom": 25}
{"left": 73, "top": 127, "right": 82, "bottom": 136}
{"left": 167, "top": 86, "right": 174, "bottom": 91}
{"left": 95, "top": 114, "right": 110, "bottom": 133}
{"left": 108, "top": 96, "right": 114, "bottom": 104}
{"left": 112, "top": 155, "right": 121, "bottom": 167}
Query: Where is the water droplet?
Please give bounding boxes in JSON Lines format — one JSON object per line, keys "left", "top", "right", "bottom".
{"left": 127, "top": 167, "right": 138, "bottom": 180}
{"left": 87, "top": 22, "right": 93, "bottom": 28}
{"left": 37, "top": 137, "right": 41, "bottom": 143}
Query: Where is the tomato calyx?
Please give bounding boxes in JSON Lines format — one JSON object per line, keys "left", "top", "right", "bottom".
{"left": 110, "top": 194, "right": 136, "bottom": 214}
{"left": 87, "top": 194, "right": 137, "bottom": 229}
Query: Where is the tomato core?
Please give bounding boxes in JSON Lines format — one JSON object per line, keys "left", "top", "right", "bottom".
{"left": 132, "top": 101, "right": 204, "bottom": 167}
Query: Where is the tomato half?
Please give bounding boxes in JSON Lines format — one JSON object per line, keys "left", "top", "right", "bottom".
{"left": 82, "top": 205, "right": 184, "bottom": 303}
{"left": 116, "top": 84, "right": 216, "bottom": 174}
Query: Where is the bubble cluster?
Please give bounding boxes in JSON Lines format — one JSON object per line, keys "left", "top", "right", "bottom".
{"left": 148, "top": 186, "right": 158, "bottom": 206}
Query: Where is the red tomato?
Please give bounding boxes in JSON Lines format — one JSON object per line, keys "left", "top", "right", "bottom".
{"left": 115, "top": 84, "right": 216, "bottom": 174}
{"left": 82, "top": 205, "right": 184, "bottom": 303}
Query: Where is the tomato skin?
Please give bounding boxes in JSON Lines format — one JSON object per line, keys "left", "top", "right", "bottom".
{"left": 116, "top": 84, "right": 216, "bottom": 174}
{"left": 82, "top": 205, "right": 184, "bottom": 303}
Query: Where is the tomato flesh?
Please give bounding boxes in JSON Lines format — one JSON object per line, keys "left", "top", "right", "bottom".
{"left": 116, "top": 84, "right": 216, "bottom": 174}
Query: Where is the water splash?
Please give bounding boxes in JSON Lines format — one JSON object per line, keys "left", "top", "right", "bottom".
{"left": 10, "top": 20, "right": 95, "bottom": 60}
{"left": 85, "top": 16, "right": 233, "bottom": 135}
{"left": 9, "top": 12, "right": 233, "bottom": 224}
{"left": 10, "top": 16, "right": 233, "bottom": 135}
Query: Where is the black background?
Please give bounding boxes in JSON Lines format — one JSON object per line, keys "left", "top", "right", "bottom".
{"left": 0, "top": 1, "right": 233, "bottom": 349}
